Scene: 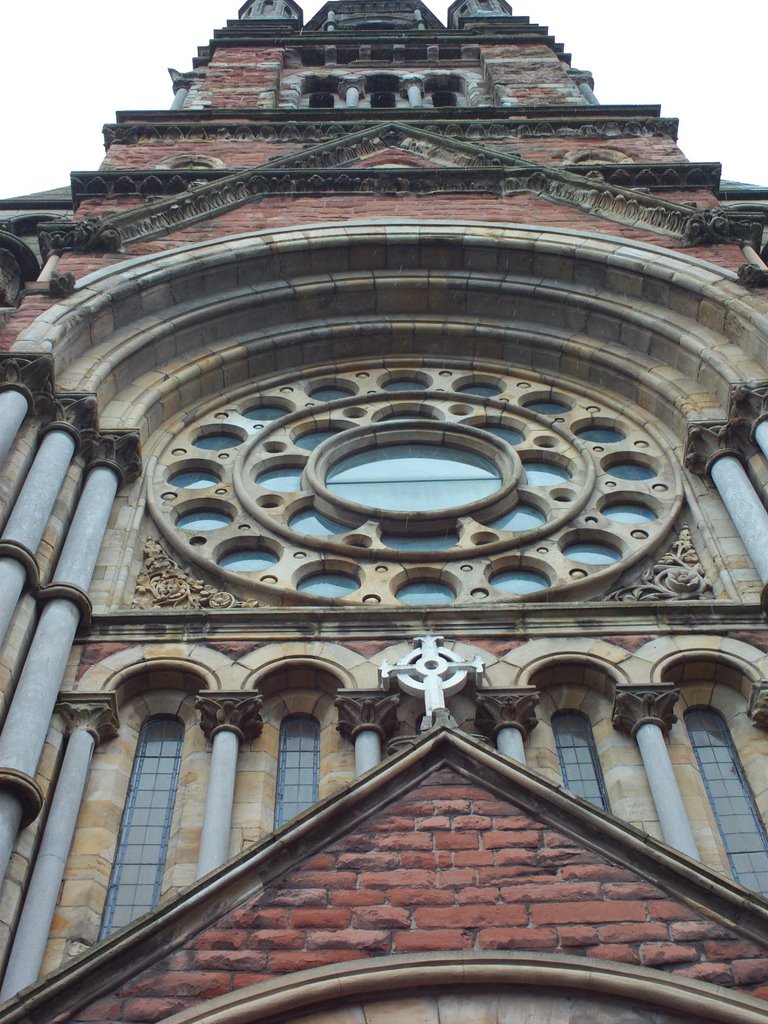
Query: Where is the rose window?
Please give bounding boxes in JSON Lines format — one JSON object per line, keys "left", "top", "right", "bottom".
{"left": 149, "top": 364, "right": 681, "bottom": 606}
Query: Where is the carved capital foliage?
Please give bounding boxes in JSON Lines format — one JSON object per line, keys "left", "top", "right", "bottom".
{"left": 748, "top": 681, "right": 768, "bottom": 730}
{"left": 338, "top": 76, "right": 366, "bottom": 98}
{"left": 335, "top": 692, "right": 401, "bottom": 741}
{"left": 730, "top": 381, "right": 768, "bottom": 424}
{"left": 38, "top": 217, "right": 122, "bottom": 260}
{"left": 568, "top": 68, "right": 595, "bottom": 89}
{"left": 475, "top": 691, "right": 539, "bottom": 740}
{"left": 196, "top": 692, "right": 264, "bottom": 742}
{"left": 612, "top": 687, "right": 681, "bottom": 737}
{"left": 133, "top": 538, "right": 260, "bottom": 610}
{"left": 737, "top": 263, "right": 768, "bottom": 289}
{"left": 56, "top": 693, "right": 120, "bottom": 746}
{"left": 681, "top": 208, "right": 761, "bottom": 249}
{"left": 684, "top": 419, "right": 752, "bottom": 476}
{"left": 168, "top": 67, "right": 204, "bottom": 93}
{"left": 607, "top": 526, "right": 712, "bottom": 603}
{"left": 37, "top": 392, "right": 98, "bottom": 436}
{"left": 0, "top": 353, "right": 54, "bottom": 404}
{"left": 82, "top": 430, "right": 142, "bottom": 483}
{"left": 48, "top": 272, "right": 77, "bottom": 298}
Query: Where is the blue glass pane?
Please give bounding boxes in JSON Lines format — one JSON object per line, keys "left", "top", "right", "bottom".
{"left": 298, "top": 572, "right": 358, "bottom": 597}
{"left": 327, "top": 444, "right": 501, "bottom": 512}
{"left": 100, "top": 719, "right": 183, "bottom": 937}
{"left": 526, "top": 400, "right": 570, "bottom": 415}
{"left": 177, "top": 510, "right": 231, "bottom": 531}
{"left": 687, "top": 710, "right": 768, "bottom": 896}
{"left": 289, "top": 509, "right": 348, "bottom": 536}
{"left": 603, "top": 503, "right": 657, "bottom": 524}
{"left": 563, "top": 542, "right": 620, "bottom": 565}
{"left": 397, "top": 581, "right": 455, "bottom": 605}
{"left": 243, "top": 405, "right": 285, "bottom": 425}
{"left": 382, "top": 380, "right": 428, "bottom": 392}
{"left": 484, "top": 425, "right": 524, "bottom": 447}
{"left": 489, "top": 504, "right": 546, "bottom": 532}
{"left": 219, "top": 549, "right": 278, "bottom": 572}
{"left": 382, "top": 532, "right": 457, "bottom": 550}
{"left": 523, "top": 462, "right": 571, "bottom": 486}
{"left": 491, "top": 570, "right": 549, "bottom": 595}
{"left": 459, "top": 384, "right": 501, "bottom": 397}
{"left": 553, "top": 712, "right": 610, "bottom": 811}
{"left": 194, "top": 433, "right": 242, "bottom": 450}
{"left": 256, "top": 467, "right": 304, "bottom": 491}
{"left": 577, "top": 427, "right": 625, "bottom": 443}
{"left": 309, "top": 387, "right": 353, "bottom": 401}
{"left": 275, "top": 716, "right": 320, "bottom": 827}
{"left": 608, "top": 463, "right": 655, "bottom": 481}
{"left": 168, "top": 470, "right": 219, "bottom": 489}
{"left": 295, "top": 430, "right": 338, "bottom": 450}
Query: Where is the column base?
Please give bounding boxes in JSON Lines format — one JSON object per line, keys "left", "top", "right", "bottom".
{"left": 0, "top": 767, "right": 44, "bottom": 826}
{"left": 0, "top": 539, "right": 40, "bottom": 588}
{"left": 36, "top": 582, "right": 93, "bottom": 628}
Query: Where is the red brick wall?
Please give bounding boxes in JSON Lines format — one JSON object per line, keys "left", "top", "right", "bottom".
{"left": 190, "top": 48, "right": 284, "bottom": 109}
{"left": 70, "top": 770, "right": 768, "bottom": 1024}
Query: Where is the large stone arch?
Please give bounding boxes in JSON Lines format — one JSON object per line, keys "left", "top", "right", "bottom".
{"left": 16, "top": 221, "right": 768, "bottom": 442}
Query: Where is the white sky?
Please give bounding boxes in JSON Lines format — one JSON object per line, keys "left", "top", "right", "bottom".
{"left": 1, "top": 1, "right": 765, "bottom": 200}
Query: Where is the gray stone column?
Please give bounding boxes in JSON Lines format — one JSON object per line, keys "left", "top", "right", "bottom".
{"left": 339, "top": 77, "right": 364, "bottom": 109}
{"left": 613, "top": 687, "right": 699, "bottom": 860}
{"left": 402, "top": 76, "right": 424, "bottom": 108}
{"left": 0, "top": 695, "right": 118, "bottom": 1000}
{"left": 475, "top": 691, "right": 539, "bottom": 765}
{"left": 0, "top": 417, "right": 89, "bottom": 648}
{"left": 195, "top": 693, "right": 264, "bottom": 878}
{"left": 709, "top": 454, "right": 768, "bottom": 583}
{"left": 335, "top": 692, "right": 400, "bottom": 776}
{"left": 0, "top": 434, "right": 140, "bottom": 886}
{"left": 171, "top": 87, "right": 188, "bottom": 110}
{"left": 0, "top": 390, "right": 29, "bottom": 470}
{"left": 569, "top": 70, "right": 598, "bottom": 105}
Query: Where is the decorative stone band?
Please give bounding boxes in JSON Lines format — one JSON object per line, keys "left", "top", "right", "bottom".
{"left": 474, "top": 691, "right": 539, "bottom": 741}
{"left": 36, "top": 581, "right": 93, "bottom": 629}
{"left": 196, "top": 693, "right": 264, "bottom": 743}
{"left": 0, "top": 539, "right": 41, "bottom": 589}
{"left": 335, "top": 692, "right": 401, "bottom": 742}
{"left": 748, "top": 681, "right": 768, "bottom": 730}
{"left": 612, "top": 687, "right": 681, "bottom": 738}
{"left": 0, "top": 767, "right": 44, "bottom": 828}
{"left": 56, "top": 692, "right": 120, "bottom": 746}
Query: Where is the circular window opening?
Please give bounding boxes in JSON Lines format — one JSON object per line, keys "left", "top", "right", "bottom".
{"left": 526, "top": 400, "right": 570, "bottom": 415}
{"left": 382, "top": 532, "right": 458, "bottom": 550}
{"left": 396, "top": 580, "right": 455, "bottom": 605}
{"left": 177, "top": 510, "right": 232, "bottom": 531}
{"left": 309, "top": 386, "right": 354, "bottom": 402}
{"left": 256, "top": 467, "right": 304, "bottom": 492}
{"left": 563, "top": 542, "right": 621, "bottom": 565}
{"left": 295, "top": 429, "right": 339, "bottom": 451}
{"left": 603, "top": 503, "right": 657, "bottom": 524}
{"left": 607, "top": 462, "right": 656, "bottom": 481}
{"left": 289, "top": 508, "right": 348, "bottom": 536}
{"left": 490, "top": 569, "right": 549, "bottom": 594}
{"left": 459, "top": 384, "right": 501, "bottom": 398}
{"left": 168, "top": 469, "right": 220, "bottom": 489}
{"left": 577, "top": 427, "right": 625, "bottom": 444}
{"left": 194, "top": 432, "right": 243, "bottom": 450}
{"left": 484, "top": 424, "right": 524, "bottom": 447}
{"left": 488, "top": 504, "right": 546, "bottom": 532}
{"left": 523, "top": 462, "right": 572, "bottom": 487}
{"left": 326, "top": 443, "right": 501, "bottom": 512}
{"left": 242, "top": 405, "right": 287, "bottom": 426}
{"left": 381, "top": 380, "right": 428, "bottom": 393}
{"left": 298, "top": 572, "right": 359, "bottom": 597}
{"left": 219, "top": 549, "right": 278, "bottom": 572}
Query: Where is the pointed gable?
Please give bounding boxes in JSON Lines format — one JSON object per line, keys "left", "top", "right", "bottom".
{"left": 6, "top": 731, "right": 768, "bottom": 1023}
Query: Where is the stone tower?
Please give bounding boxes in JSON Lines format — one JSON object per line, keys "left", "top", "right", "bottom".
{"left": 1, "top": 3, "right": 768, "bottom": 1021}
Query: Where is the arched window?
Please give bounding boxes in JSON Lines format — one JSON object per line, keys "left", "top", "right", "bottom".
{"left": 100, "top": 717, "right": 183, "bottom": 937}
{"left": 686, "top": 709, "right": 768, "bottom": 894}
{"left": 552, "top": 711, "right": 610, "bottom": 811}
{"left": 275, "top": 715, "right": 320, "bottom": 828}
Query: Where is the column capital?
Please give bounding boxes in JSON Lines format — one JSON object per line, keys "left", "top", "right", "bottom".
{"left": 335, "top": 691, "right": 400, "bottom": 741}
{"left": 38, "top": 392, "right": 98, "bottom": 441}
{"left": 338, "top": 76, "right": 365, "bottom": 99}
{"left": 612, "top": 686, "right": 680, "bottom": 738}
{"left": 684, "top": 419, "right": 752, "bottom": 476}
{"left": 748, "top": 680, "right": 768, "bottom": 729}
{"left": 196, "top": 692, "right": 264, "bottom": 743}
{"left": 730, "top": 381, "right": 768, "bottom": 428}
{"left": 81, "top": 430, "right": 142, "bottom": 484}
{"left": 56, "top": 692, "right": 119, "bottom": 746}
{"left": 475, "top": 690, "right": 539, "bottom": 741}
{"left": 0, "top": 353, "right": 54, "bottom": 406}
{"left": 568, "top": 68, "right": 595, "bottom": 88}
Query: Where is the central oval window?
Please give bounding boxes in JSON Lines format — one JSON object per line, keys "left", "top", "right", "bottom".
{"left": 326, "top": 443, "right": 501, "bottom": 512}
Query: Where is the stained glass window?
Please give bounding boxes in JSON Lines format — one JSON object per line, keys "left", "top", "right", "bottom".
{"left": 553, "top": 711, "right": 610, "bottom": 811}
{"left": 275, "top": 716, "right": 320, "bottom": 827}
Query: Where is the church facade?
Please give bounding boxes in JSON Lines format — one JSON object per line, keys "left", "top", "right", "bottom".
{"left": 2, "top": 2, "right": 768, "bottom": 1021}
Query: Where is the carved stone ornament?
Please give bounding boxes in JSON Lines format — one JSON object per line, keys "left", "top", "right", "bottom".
{"left": 35, "top": 392, "right": 98, "bottom": 436}
{"left": 335, "top": 692, "right": 401, "bottom": 741}
{"left": 729, "top": 381, "right": 768, "bottom": 424}
{"left": 196, "top": 692, "right": 264, "bottom": 742}
{"left": 737, "top": 263, "right": 768, "bottom": 289}
{"left": 684, "top": 419, "right": 752, "bottom": 476}
{"left": 612, "top": 687, "right": 681, "bottom": 738}
{"left": 748, "top": 681, "right": 768, "bottom": 730}
{"left": 133, "top": 538, "right": 260, "bottom": 610}
{"left": 681, "top": 208, "right": 757, "bottom": 248}
{"left": 48, "top": 272, "right": 77, "bottom": 298}
{"left": 56, "top": 693, "right": 120, "bottom": 746}
{"left": 475, "top": 691, "right": 539, "bottom": 740}
{"left": 567, "top": 69, "right": 595, "bottom": 89}
{"left": 82, "top": 430, "right": 143, "bottom": 483}
{"left": 607, "top": 526, "right": 712, "bottom": 603}
{"left": 0, "top": 353, "right": 54, "bottom": 404}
